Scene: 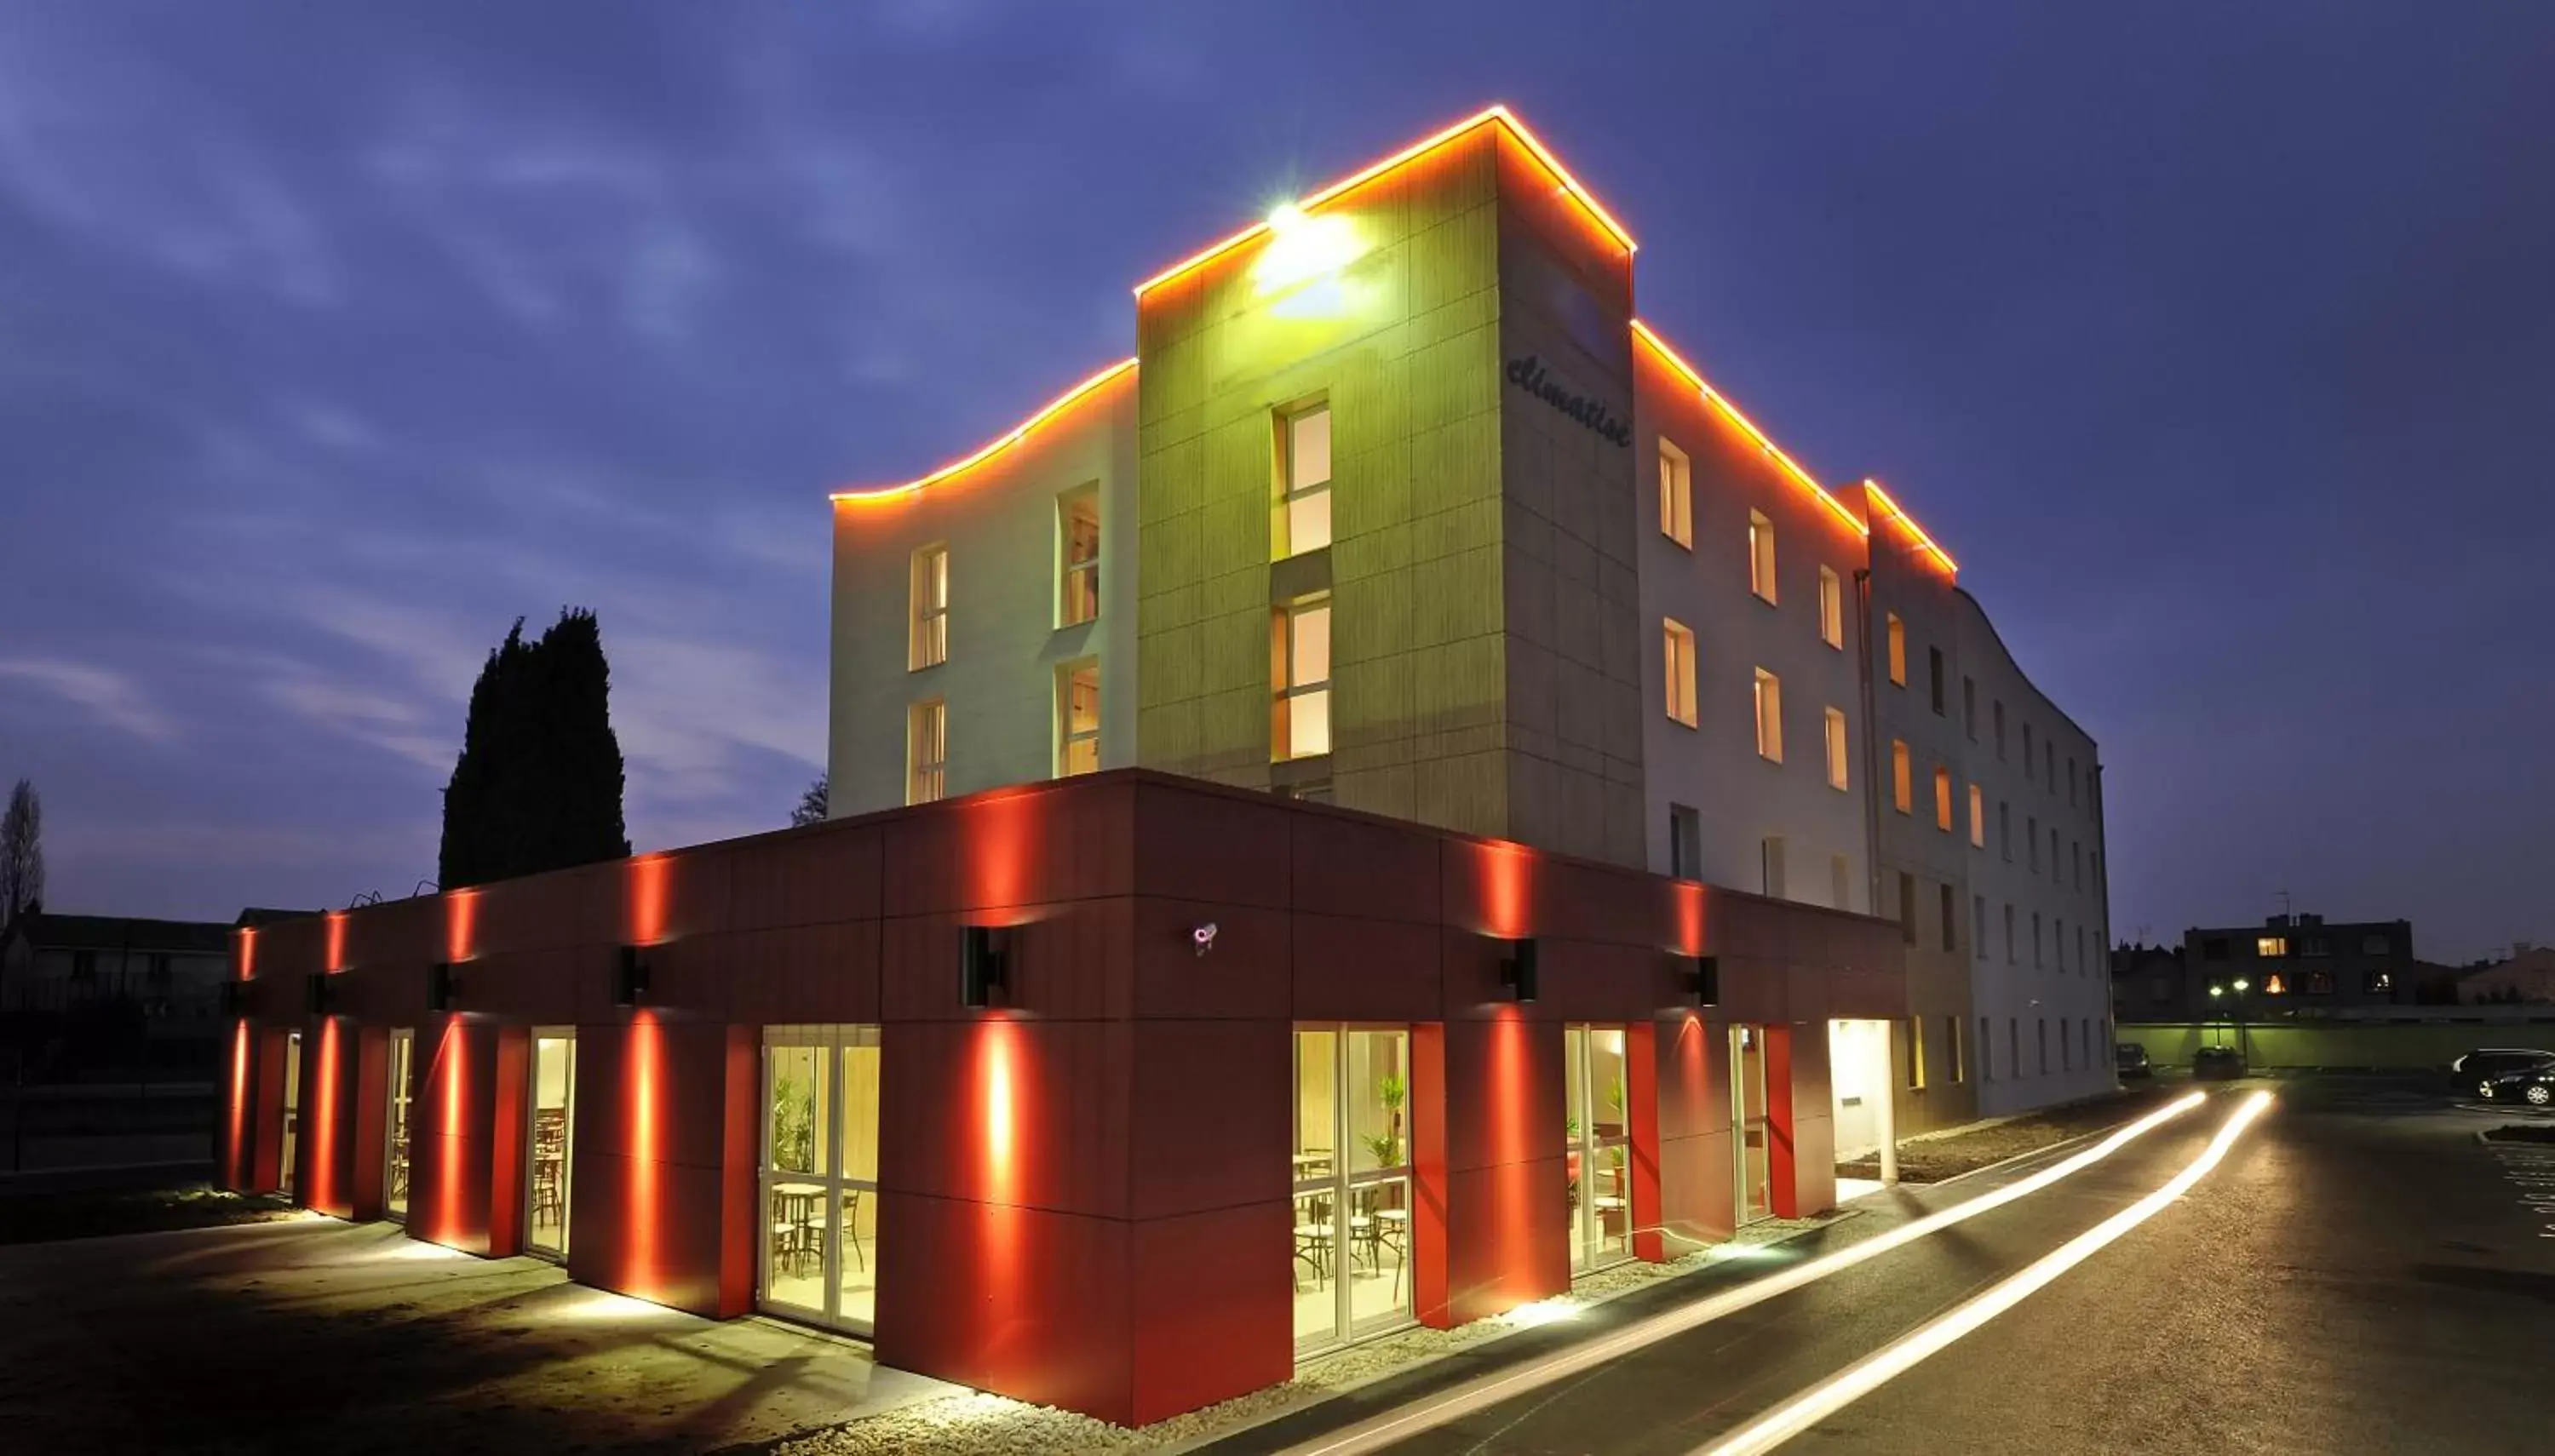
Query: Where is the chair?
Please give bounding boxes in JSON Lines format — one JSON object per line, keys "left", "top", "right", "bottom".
{"left": 840, "top": 1189, "right": 865, "bottom": 1272}
{"left": 1292, "top": 1195, "right": 1335, "bottom": 1291}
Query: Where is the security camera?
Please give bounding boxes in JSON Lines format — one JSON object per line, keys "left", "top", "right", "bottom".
{"left": 1191, "top": 922, "right": 1219, "bottom": 956}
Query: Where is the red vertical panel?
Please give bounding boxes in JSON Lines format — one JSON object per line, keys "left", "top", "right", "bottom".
{"left": 1765, "top": 1025, "right": 1798, "bottom": 1220}
{"left": 489, "top": 1024, "right": 530, "bottom": 1256}
{"left": 1626, "top": 1021, "right": 1664, "bottom": 1261}
{"left": 222, "top": 1019, "right": 252, "bottom": 1190}
{"left": 717, "top": 1023, "right": 758, "bottom": 1317}
{"left": 348, "top": 1025, "right": 388, "bottom": 1220}
{"left": 1410, "top": 1022, "right": 1450, "bottom": 1327}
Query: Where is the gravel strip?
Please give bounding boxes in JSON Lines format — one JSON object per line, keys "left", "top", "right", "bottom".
{"left": 777, "top": 1210, "right": 1852, "bottom": 1456}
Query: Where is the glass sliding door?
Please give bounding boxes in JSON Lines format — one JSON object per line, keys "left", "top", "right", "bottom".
{"left": 526, "top": 1031, "right": 575, "bottom": 1258}
{"left": 1291, "top": 1025, "right": 1413, "bottom": 1356}
{"left": 758, "top": 1025, "right": 881, "bottom": 1336}
{"left": 1565, "top": 1025, "right": 1632, "bottom": 1273}
{"left": 1732, "top": 1024, "right": 1772, "bottom": 1225}
{"left": 384, "top": 1029, "right": 413, "bottom": 1223}
{"left": 280, "top": 1030, "right": 301, "bottom": 1196}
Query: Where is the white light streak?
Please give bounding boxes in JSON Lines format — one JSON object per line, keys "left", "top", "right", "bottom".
{"left": 1696, "top": 1090, "right": 2276, "bottom": 1456}
{"left": 1273, "top": 1092, "right": 2210, "bottom": 1456}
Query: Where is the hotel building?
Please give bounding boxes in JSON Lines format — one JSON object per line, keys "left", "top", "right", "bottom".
{"left": 220, "top": 106, "right": 2107, "bottom": 1426}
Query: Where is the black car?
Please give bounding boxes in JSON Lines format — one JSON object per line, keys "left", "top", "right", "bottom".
{"left": 2449, "top": 1048, "right": 2555, "bottom": 1099}
{"left": 2192, "top": 1045, "right": 2246, "bottom": 1081}
{"left": 2476, "top": 1067, "right": 2555, "bottom": 1109}
{"left": 2116, "top": 1042, "right": 2153, "bottom": 1079}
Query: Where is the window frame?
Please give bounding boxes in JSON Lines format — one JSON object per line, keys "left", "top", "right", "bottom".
{"left": 1054, "top": 658, "right": 1100, "bottom": 777}
{"left": 1662, "top": 618, "right": 1698, "bottom": 727}
{"left": 905, "top": 697, "right": 947, "bottom": 805}
{"left": 1748, "top": 509, "right": 1777, "bottom": 605}
{"left": 908, "top": 543, "right": 949, "bottom": 671}
{"left": 1056, "top": 485, "right": 1100, "bottom": 628}
{"left": 1657, "top": 439, "right": 1692, "bottom": 548}
{"left": 1273, "top": 596, "right": 1334, "bottom": 761}
{"left": 1886, "top": 612, "right": 1907, "bottom": 686}
{"left": 1891, "top": 739, "right": 1912, "bottom": 815}
{"left": 1817, "top": 566, "right": 1843, "bottom": 650}
{"left": 1823, "top": 707, "right": 1850, "bottom": 791}
{"left": 1753, "top": 668, "right": 1783, "bottom": 763}
{"left": 1275, "top": 402, "right": 1335, "bottom": 559}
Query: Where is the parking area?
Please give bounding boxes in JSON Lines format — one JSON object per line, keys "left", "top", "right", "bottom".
{"left": 0, "top": 1215, "right": 956, "bottom": 1455}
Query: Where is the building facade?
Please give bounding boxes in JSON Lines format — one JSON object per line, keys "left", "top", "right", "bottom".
{"left": 828, "top": 107, "right": 2112, "bottom": 1133}
{"left": 2137, "top": 913, "right": 2419, "bottom": 1019}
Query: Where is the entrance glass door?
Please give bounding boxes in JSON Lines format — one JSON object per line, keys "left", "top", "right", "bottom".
{"left": 280, "top": 1030, "right": 301, "bottom": 1195}
{"left": 1290, "top": 1025, "right": 1414, "bottom": 1355}
{"left": 1565, "top": 1025, "right": 1631, "bottom": 1272}
{"left": 384, "top": 1029, "right": 413, "bottom": 1223}
{"left": 757, "top": 1025, "right": 881, "bottom": 1335}
{"left": 525, "top": 1031, "right": 575, "bottom": 1258}
{"left": 1733, "top": 1024, "right": 1771, "bottom": 1225}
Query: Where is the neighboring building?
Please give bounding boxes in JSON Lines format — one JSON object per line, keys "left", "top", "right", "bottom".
{"left": 827, "top": 106, "right": 2111, "bottom": 1134}
{"left": 1, "top": 910, "right": 238, "bottom": 1017}
{"left": 2111, "top": 942, "right": 2189, "bottom": 1023}
{"left": 2458, "top": 943, "right": 2555, "bottom": 1004}
{"left": 2168, "top": 913, "right": 2418, "bottom": 1018}
{"left": 226, "top": 106, "right": 2108, "bottom": 1427}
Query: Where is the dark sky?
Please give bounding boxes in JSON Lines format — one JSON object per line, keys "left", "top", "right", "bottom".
{"left": 3, "top": 3, "right": 2548, "bottom": 962}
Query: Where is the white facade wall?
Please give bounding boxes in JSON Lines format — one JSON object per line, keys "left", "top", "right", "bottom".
{"left": 1955, "top": 591, "right": 2112, "bottom": 1115}
{"left": 825, "top": 374, "right": 1140, "bottom": 817}
{"left": 1633, "top": 357, "right": 1870, "bottom": 912}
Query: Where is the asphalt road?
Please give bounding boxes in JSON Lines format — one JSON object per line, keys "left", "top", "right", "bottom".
{"left": 1256, "top": 1074, "right": 2555, "bottom": 1456}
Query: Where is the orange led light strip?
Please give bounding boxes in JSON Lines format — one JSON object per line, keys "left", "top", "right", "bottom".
{"left": 1630, "top": 318, "right": 1869, "bottom": 539}
{"left": 1134, "top": 104, "right": 1636, "bottom": 297}
{"left": 1864, "top": 479, "right": 1959, "bottom": 574}
{"left": 830, "top": 357, "right": 1138, "bottom": 503}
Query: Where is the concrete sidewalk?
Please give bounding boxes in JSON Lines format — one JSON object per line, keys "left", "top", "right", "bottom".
{"left": 0, "top": 1216, "right": 958, "bottom": 1454}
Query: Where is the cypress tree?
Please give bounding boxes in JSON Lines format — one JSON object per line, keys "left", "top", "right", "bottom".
{"left": 439, "top": 609, "right": 629, "bottom": 888}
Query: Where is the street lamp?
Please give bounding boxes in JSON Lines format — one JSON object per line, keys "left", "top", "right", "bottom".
{"left": 2227, "top": 980, "right": 2251, "bottom": 1063}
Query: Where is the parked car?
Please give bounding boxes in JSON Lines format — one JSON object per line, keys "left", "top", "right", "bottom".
{"left": 2192, "top": 1045, "right": 2247, "bottom": 1081}
{"left": 2477, "top": 1067, "right": 2555, "bottom": 1109}
{"left": 2448, "top": 1048, "right": 2555, "bottom": 1099}
{"left": 2116, "top": 1042, "right": 2152, "bottom": 1079}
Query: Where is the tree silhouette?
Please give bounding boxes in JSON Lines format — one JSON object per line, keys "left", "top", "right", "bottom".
{"left": 790, "top": 774, "right": 829, "bottom": 828}
{"left": 439, "top": 609, "right": 630, "bottom": 888}
{"left": 0, "top": 778, "right": 41, "bottom": 928}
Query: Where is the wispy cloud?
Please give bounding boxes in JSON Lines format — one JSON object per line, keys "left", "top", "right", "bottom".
{"left": 0, "top": 658, "right": 179, "bottom": 744}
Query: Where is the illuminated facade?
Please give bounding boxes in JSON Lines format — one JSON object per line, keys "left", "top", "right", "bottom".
{"left": 223, "top": 105, "right": 2102, "bottom": 1428}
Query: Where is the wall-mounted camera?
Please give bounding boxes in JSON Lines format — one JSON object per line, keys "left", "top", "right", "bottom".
{"left": 1191, "top": 921, "right": 1219, "bottom": 957}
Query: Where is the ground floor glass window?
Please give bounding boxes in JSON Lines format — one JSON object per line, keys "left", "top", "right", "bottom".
{"left": 1566, "top": 1025, "right": 1632, "bottom": 1272}
{"left": 526, "top": 1031, "right": 574, "bottom": 1258}
{"left": 384, "top": 1029, "right": 413, "bottom": 1222}
{"left": 1291, "top": 1025, "right": 1413, "bottom": 1354}
{"left": 1733, "top": 1024, "right": 1772, "bottom": 1225}
{"left": 759, "top": 1025, "right": 881, "bottom": 1335}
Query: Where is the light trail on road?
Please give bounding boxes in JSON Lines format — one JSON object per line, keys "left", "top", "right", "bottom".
{"left": 1695, "top": 1089, "right": 2277, "bottom": 1456}
{"left": 1273, "top": 1090, "right": 2211, "bottom": 1456}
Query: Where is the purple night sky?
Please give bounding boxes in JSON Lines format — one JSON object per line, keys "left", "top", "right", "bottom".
{"left": 2, "top": 3, "right": 2547, "bottom": 960}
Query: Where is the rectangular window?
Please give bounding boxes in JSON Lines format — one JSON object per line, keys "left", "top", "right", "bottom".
{"left": 1748, "top": 509, "right": 1777, "bottom": 604}
{"left": 1929, "top": 646, "right": 1945, "bottom": 715}
{"left": 1831, "top": 854, "right": 1851, "bottom": 912}
{"left": 2028, "top": 815, "right": 2040, "bottom": 872}
{"left": 2033, "top": 911, "right": 2044, "bottom": 968}
{"left": 1972, "top": 894, "right": 1988, "bottom": 960}
{"left": 2072, "top": 842, "right": 2082, "bottom": 890}
{"left": 2078, "top": 926, "right": 2088, "bottom": 973}
{"left": 1761, "top": 835, "right": 1787, "bottom": 898}
{"left": 1994, "top": 701, "right": 2006, "bottom": 758}
{"left": 2023, "top": 723, "right": 2035, "bottom": 778}
{"left": 906, "top": 699, "right": 946, "bottom": 805}
{"left": 2038, "top": 1019, "right": 2049, "bottom": 1075}
{"left": 1278, "top": 404, "right": 1333, "bottom": 558}
{"left": 2051, "top": 827, "right": 2061, "bottom": 878}
{"left": 2366, "top": 970, "right": 2394, "bottom": 994}
{"left": 2056, "top": 919, "right": 2066, "bottom": 972}
{"left": 1963, "top": 677, "right": 1977, "bottom": 739}
{"left": 2361, "top": 932, "right": 2391, "bottom": 955}
{"left": 1817, "top": 566, "right": 1843, "bottom": 649}
{"left": 1898, "top": 870, "right": 1917, "bottom": 946}
{"left": 1979, "top": 1015, "right": 1994, "bottom": 1080}
{"left": 1663, "top": 619, "right": 1698, "bottom": 726}
{"left": 2000, "top": 801, "right": 2012, "bottom": 861}
{"left": 908, "top": 544, "right": 949, "bottom": 670}
{"left": 1904, "top": 1015, "right": 1926, "bottom": 1089}
{"left": 1754, "top": 668, "right": 1783, "bottom": 762}
{"left": 1658, "top": 439, "right": 1691, "bottom": 547}
{"left": 1274, "top": 599, "right": 1333, "bottom": 760}
{"left": 1668, "top": 804, "right": 1702, "bottom": 880}
{"left": 1824, "top": 708, "right": 1850, "bottom": 791}
{"left": 2062, "top": 1022, "right": 2073, "bottom": 1072}
{"left": 1892, "top": 740, "right": 1912, "bottom": 814}
{"left": 1969, "top": 784, "right": 1985, "bottom": 847}
{"left": 1058, "top": 486, "right": 1100, "bottom": 627}
{"left": 1939, "top": 882, "right": 1956, "bottom": 952}
{"left": 1886, "top": 613, "right": 1907, "bottom": 686}
{"left": 2067, "top": 755, "right": 2078, "bottom": 807}
{"left": 2004, "top": 903, "right": 2016, "bottom": 965}
{"left": 1056, "top": 660, "right": 1100, "bottom": 777}
{"left": 2258, "top": 936, "right": 2288, "bottom": 958}
{"left": 1933, "top": 766, "right": 1954, "bottom": 832}
{"left": 1947, "top": 1015, "right": 1965, "bottom": 1084}
{"left": 2009, "top": 1017, "right": 2020, "bottom": 1077}
{"left": 2045, "top": 741, "right": 2056, "bottom": 788}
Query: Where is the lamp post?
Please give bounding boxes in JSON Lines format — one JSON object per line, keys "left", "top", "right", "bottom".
{"left": 2230, "top": 978, "right": 2251, "bottom": 1065}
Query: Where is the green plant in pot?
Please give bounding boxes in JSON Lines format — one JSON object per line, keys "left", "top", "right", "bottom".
{"left": 772, "top": 1075, "right": 817, "bottom": 1172}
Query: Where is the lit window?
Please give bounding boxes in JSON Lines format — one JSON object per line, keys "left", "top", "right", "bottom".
{"left": 1657, "top": 439, "right": 1691, "bottom": 548}
{"left": 1274, "top": 599, "right": 1332, "bottom": 760}
{"left": 1058, "top": 487, "right": 1100, "bottom": 627}
{"left": 1748, "top": 509, "right": 1777, "bottom": 604}
{"left": 909, "top": 544, "right": 949, "bottom": 670}
{"left": 1824, "top": 708, "right": 1849, "bottom": 791}
{"left": 1904, "top": 1013, "right": 1926, "bottom": 1087}
{"left": 2258, "top": 937, "right": 2288, "bottom": 958}
{"left": 1056, "top": 660, "right": 1100, "bottom": 777}
{"left": 1968, "top": 784, "right": 1985, "bottom": 847}
{"left": 1886, "top": 613, "right": 1906, "bottom": 686}
{"left": 2366, "top": 970, "right": 2393, "bottom": 994}
{"left": 1892, "top": 740, "right": 1912, "bottom": 815}
{"left": 1946, "top": 1013, "right": 1964, "bottom": 1082}
{"left": 1277, "top": 404, "right": 1333, "bottom": 558}
{"left": 2264, "top": 972, "right": 2288, "bottom": 995}
{"left": 906, "top": 698, "right": 946, "bottom": 805}
{"left": 1934, "top": 765, "right": 1953, "bottom": 832}
{"left": 1662, "top": 618, "right": 1697, "bottom": 726}
{"left": 1753, "top": 668, "right": 1783, "bottom": 762}
{"left": 1817, "top": 566, "right": 1843, "bottom": 650}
